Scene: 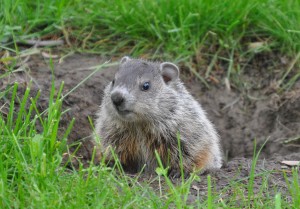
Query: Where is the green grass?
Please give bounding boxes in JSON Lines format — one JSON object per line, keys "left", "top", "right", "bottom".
{"left": 1, "top": 0, "right": 300, "bottom": 57}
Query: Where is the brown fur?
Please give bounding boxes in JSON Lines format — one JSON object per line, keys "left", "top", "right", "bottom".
{"left": 194, "top": 149, "right": 211, "bottom": 170}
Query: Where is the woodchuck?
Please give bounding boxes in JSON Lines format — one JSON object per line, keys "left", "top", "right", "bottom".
{"left": 94, "top": 56, "right": 222, "bottom": 176}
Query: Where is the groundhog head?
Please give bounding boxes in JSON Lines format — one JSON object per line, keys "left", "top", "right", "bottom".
{"left": 105, "top": 56, "right": 180, "bottom": 122}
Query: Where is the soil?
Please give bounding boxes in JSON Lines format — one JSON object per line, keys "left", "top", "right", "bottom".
{"left": 1, "top": 50, "right": 300, "bottom": 202}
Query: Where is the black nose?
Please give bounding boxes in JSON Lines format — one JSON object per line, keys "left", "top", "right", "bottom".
{"left": 111, "top": 92, "right": 124, "bottom": 107}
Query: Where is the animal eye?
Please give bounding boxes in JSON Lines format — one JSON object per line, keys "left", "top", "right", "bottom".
{"left": 142, "top": 82, "right": 150, "bottom": 91}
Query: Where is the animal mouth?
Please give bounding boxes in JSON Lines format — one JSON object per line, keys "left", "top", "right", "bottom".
{"left": 113, "top": 105, "right": 135, "bottom": 119}
{"left": 115, "top": 106, "right": 134, "bottom": 116}
{"left": 117, "top": 109, "right": 132, "bottom": 115}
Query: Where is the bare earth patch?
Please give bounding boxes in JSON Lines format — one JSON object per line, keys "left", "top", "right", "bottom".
{"left": 1, "top": 52, "right": 299, "bottom": 200}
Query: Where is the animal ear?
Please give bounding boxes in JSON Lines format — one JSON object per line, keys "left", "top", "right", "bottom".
{"left": 120, "top": 56, "right": 130, "bottom": 64}
{"left": 160, "top": 62, "right": 179, "bottom": 84}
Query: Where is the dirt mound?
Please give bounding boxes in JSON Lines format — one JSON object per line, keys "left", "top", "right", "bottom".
{"left": 1, "top": 53, "right": 299, "bottom": 163}
{"left": 198, "top": 84, "right": 300, "bottom": 160}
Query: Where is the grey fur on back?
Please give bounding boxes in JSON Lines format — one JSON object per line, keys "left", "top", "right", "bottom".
{"left": 94, "top": 57, "right": 222, "bottom": 174}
